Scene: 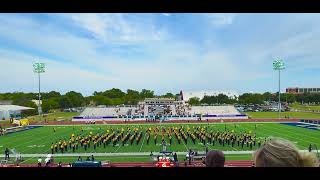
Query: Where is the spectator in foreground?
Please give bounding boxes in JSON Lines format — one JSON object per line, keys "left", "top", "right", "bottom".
{"left": 205, "top": 150, "right": 225, "bottom": 167}
{"left": 253, "top": 138, "right": 319, "bottom": 167}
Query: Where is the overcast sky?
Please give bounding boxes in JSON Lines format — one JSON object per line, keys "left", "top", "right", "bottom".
{"left": 0, "top": 13, "right": 319, "bottom": 96}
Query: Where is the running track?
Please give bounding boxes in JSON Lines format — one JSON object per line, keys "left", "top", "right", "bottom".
{"left": 1, "top": 160, "right": 253, "bottom": 167}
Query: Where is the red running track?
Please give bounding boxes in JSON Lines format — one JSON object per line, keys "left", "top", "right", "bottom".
{"left": 1, "top": 160, "right": 253, "bottom": 168}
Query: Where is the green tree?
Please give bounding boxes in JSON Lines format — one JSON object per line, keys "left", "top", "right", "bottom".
{"left": 58, "top": 96, "right": 72, "bottom": 109}
{"left": 161, "top": 93, "right": 176, "bottom": 99}
{"left": 238, "top": 93, "right": 264, "bottom": 104}
{"left": 103, "top": 88, "right": 126, "bottom": 99}
{"left": 188, "top": 97, "right": 200, "bottom": 105}
{"left": 125, "top": 89, "right": 140, "bottom": 105}
{"left": 140, "top": 89, "right": 154, "bottom": 98}
{"left": 42, "top": 98, "right": 60, "bottom": 113}
{"left": 42, "top": 91, "right": 61, "bottom": 99}
{"left": 90, "top": 95, "right": 112, "bottom": 106}
{"left": 65, "top": 91, "right": 84, "bottom": 107}
{"left": 262, "top": 92, "right": 273, "bottom": 102}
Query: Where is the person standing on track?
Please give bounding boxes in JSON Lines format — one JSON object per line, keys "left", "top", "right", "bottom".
{"left": 4, "top": 148, "right": 10, "bottom": 160}
{"left": 51, "top": 143, "right": 54, "bottom": 154}
{"left": 173, "top": 152, "right": 178, "bottom": 166}
{"left": 308, "top": 144, "right": 312, "bottom": 152}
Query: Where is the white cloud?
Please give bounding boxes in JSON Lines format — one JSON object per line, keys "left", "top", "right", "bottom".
{"left": 2, "top": 13, "right": 320, "bottom": 95}
{"left": 206, "top": 13, "right": 236, "bottom": 27}
{"left": 63, "top": 13, "right": 168, "bottom": 43}
{"left": 70, "top": 13, "right": 108, "bottom": 40}
{"left": 0, "top": 49, "right": 118, "bottom": 95}
{"left": 161, "top": 13, "right": 171, "bottom": 17}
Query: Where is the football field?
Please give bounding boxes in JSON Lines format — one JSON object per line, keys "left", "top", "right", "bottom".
{"left": 1, "top": 122, "right": 319, "bottom": 155}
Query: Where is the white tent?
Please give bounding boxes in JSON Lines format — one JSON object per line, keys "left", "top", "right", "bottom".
{"left": 0, "top": 105, "right": 34, "bottom": 120}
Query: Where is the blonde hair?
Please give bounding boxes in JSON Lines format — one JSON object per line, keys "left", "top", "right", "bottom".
{"left": 253, "top": 138, "right": 319, "bottom": 167}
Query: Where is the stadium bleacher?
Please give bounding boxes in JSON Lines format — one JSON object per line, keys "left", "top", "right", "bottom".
{"left": 74, "top": 102, "right": 247, "bottom": 121}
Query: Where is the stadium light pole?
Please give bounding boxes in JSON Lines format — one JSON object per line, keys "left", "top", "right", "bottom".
{"left": 33, "top": 63, "right": 45, "bottom": 121}
{"left": 273, "top": 59, "right": 285, "bottom": 119}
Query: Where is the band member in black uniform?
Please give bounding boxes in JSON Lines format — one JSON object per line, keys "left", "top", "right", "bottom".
{"left": 146, "top": 134, "right": 150, "bottom": 145}
{"left": 54, "top": 143, "right": 58, "bottom": 152}
{"left": 154, "top": 135, "right": 157, "bottom": 145}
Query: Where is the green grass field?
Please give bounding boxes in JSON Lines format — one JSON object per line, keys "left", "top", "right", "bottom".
{"left": 245, "top": 111, "right": 320, "bottom": 119}
{"left": 290, "top": 103, "right": 320, "bottom": 112}
{"left": 1, "top": 123, "right": 319, "bottom": 154}
{"left": 0, "top": 122, "right": 319, "bottom": 163}
{"left": 27, "top": 112, "right": 80, "bottom": 122}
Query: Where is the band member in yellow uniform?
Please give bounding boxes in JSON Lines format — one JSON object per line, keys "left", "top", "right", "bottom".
{"left": 51, "top": 143, "right": 54, "bottom": 154}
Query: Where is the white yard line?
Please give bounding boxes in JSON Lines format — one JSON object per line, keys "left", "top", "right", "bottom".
{"left": 261, "top": 124, "right": 317, "bottom": 145}
{"left": 275, "top": 124, "right": 320, "bottom": 141}
{"left": 20, "top": 128, "right": 76, "bottom": 163}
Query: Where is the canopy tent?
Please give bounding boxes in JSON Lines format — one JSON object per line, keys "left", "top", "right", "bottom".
{"left": 0, "top": 105, "right": 34, "bottom": 120}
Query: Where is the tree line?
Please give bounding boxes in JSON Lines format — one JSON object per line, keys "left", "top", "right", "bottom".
{"left": 0, "top": 88, "right": 176, "bottom": 116}
{"left": 187, "top": 92, "right": 320, "bottom": 105}
{"left": 1, "top": 89, "right": 320, "bottom": 116}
